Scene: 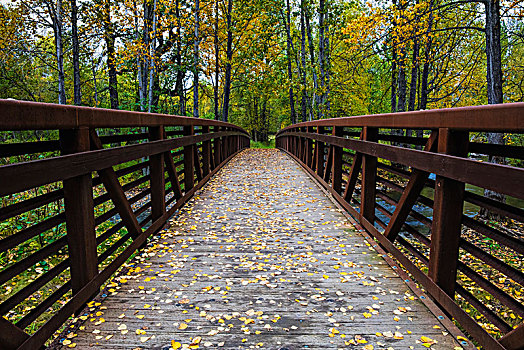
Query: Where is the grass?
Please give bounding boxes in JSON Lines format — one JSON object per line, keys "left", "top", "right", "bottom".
{"left": 250, "top": 139, "right": 275, "bottom": 149}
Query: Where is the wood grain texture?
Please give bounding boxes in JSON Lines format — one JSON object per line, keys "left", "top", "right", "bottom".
{"left": 52, "top": 150, "right": 461, "bottom": 350}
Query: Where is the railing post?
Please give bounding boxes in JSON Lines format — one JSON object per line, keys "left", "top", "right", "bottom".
{"left": 211, "top": 126, "right": 217, "bottom": 169}
{"left": 360, "top": 127, "right": 378, "bottom": 224}
{"left": 291, "top": 132, "right": 296, "bottom": 155}
{"left": 183, "top": 125, "right": 195, "bottom": 192}
{"left": 193, "top": 137, "right": 203, "bottom": 182}
{"left": 215, "top": 126, "right": 222, "bottom": 165}
{"left": 306, "top": 126, "right": 313, "bottom": 168}
{"left": 323, "top": 128, "right": 334, "bottom": 182}
{"left": 59, "top": 128, "right": 98, "bottom": 299}
{"left": 149, "top": 126, "right": 166, "bottom": 222}
{"left": 428, "top": 128, "right": 469, "bottom": 297}
{"left": 332, "top": 126, "right": 343, "bottom": 194}
{"left": 300, "top": 128, "right": 305, "bottom": 163}
{"left": 221, "top": 128, "right": 227, "bottom": 161}
{"left": 228, "top": 132, "right": 231, "bottom": 157}
{"left": 316, "top": 126, "right": 325, "bottom": 177}
{"left": 295, "top": 132, "right": 299, "bottom": 157}
{"left": 296, "top": 131, "right": 300, "bottom": 159}
{"left": 202, "top": 126, "right": 211, "bottom": 176}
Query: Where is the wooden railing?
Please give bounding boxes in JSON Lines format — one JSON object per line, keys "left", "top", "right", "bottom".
{"left": 0, "top": 100, "right": 250, "bottom": 349}
{"left": 276, "top": 103, "right": 524, "bottom": 350}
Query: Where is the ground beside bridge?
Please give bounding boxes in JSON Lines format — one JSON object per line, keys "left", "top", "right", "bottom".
{"left": 53, "top": 149, "right": 462, "bottom": 349}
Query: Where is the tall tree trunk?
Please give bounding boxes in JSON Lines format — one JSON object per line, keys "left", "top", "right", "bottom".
{"left": 305, "top": 11, "right": 319, "bottom": 120}
{"left": 193, "top": 0, "right": 200, "bottom": 118}
{"left": 285, "top": 0, "right": 297, "bottom": 124}
{"left": 406, "top": 38, "right": 419, "bottom": 145}
{"left": 324, "top": 11, "right": 331, "bottom": 117}
{"left": 408, "top": 39, "right": 418, "bottom": 112}
{"left": 419, "top": 0, "right": 434, "bottom": 110}
{"left": 485, "top": 1, "right": 503, "bottom": 105}
{"left": 105, "top": 0, "right": 119, "bottom": 109}
{"left": 174, "top": 0, "right": 186, "bottom": 115}
{"left": 139, "top": 1, "right": 152, "bottom": 111}
{"left": 54, "top": 0, "right": 66, "bottom": 104}
{"left": 133, "top": 0, "right": 145, "bottom": 111}
{"left": 318, "top": 0, "right": 326, "bottom": 119}
{"left": 396, "top": 54, "right": 407, "bottom": 112}
{"left": 299, "top": 0, "right": 307, "bottom": 122}
{"left": 214, "top": 0, "right": 220, "bottom": 120}
{"left": 481, "top": 0, "right": 505, "bottom": 219}
{"left": 148, "top": 0, "right": 158, "bottom": 113}
{"left": 91, "top": 58, "right": 99, "bottom": 106}
{"left": 391, "top": 52, "right": 397, "bottom": 113}
{"left": 72, "top": 0, "right": 81, "bottom": 105}
{"left": 406, "top": 6, "right": 420, "bottom": 141}
{"left": 390, "top": 0, "right": 398, "bottom": 113}
{"left": 261, "top": 97, "right": 267, "bottom": 141}
{"left": 396, "top": 2, "right": 407, "bottom": 113}
{"left": 222, "top": 0, "right": 233, "bottom": 122}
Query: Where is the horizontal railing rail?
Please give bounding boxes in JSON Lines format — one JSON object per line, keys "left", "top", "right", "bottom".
{"left": 0, "top": 100, "right": 250, "bottom": 349}
{"left": 276, "top": 103, "right": 524, "bottom": 350}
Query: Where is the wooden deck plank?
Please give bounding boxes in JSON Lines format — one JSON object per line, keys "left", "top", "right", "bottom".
{"left": 52, "top": 149, "right": 462, "bottom": 349}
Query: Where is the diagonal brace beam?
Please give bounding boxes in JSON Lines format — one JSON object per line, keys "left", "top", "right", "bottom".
{"left": 343, "top": 131, "right": 364, "bottom": 203}
{"left": 90, "top": 130, "right": 142, "bottom": 238}
{"left": 164, "top": 150, "right": 183, "bottom": 200}
{"left": 384, "top": 131, "right": 439, "bottom": 242}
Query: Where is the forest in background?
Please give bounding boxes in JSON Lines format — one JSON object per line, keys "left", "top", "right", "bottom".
{"left": 0, "top": 0, "right": 523, "bottom": 139}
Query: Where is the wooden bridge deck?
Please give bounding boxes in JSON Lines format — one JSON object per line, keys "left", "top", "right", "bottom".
{"left": 54, "top": 149, "right": 462, "bottom": 349}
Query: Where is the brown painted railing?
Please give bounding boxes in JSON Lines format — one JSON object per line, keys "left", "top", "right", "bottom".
{"left": 276, "top": 103, "right": 524, "bottom": 350}
{"left": 0, "top": 100, "right": 249, "bottom": 349}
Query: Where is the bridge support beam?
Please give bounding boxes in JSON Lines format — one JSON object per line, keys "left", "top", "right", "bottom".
{"left": 149, "top": 126, "right": 166, "bottom": 222}
{"left": 315, "top": 126, "right": 325, "bottom": 177}
{"left": 428, "top": 128, "right": 469, "bottom": 297}
{"left": 59, "top": 127, "right": 98, "bottom": 300}
{"left": 202, "top": 126, "right": 211, "bottom": 176}
{"left": 360, "top": 127, "right": 378, "bottom": 224}
{"left": 306, "top": 127, "right": 314, "bottom": 168}
{"left": 183, "top": 125, "right": 195, "bottom": 192}
{"left": 332, "top": 126, "right": 343, "bottom": 195}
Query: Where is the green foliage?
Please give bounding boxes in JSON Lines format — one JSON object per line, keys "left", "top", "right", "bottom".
{"left": 250, "top": 139, "right": 275, "bottom": 148}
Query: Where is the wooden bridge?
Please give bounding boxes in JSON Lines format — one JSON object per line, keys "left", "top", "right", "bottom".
{"left": 0, "top": 100, "right": 523, "bottom": 349}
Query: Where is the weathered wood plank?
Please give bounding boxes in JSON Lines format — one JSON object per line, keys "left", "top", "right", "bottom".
{"left": 53, "top": 150, "right": 463, "bottom": 350}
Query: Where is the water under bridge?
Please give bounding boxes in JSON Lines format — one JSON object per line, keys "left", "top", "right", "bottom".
{"left": 0, "top": 100, "right": 523, "bottom": 350}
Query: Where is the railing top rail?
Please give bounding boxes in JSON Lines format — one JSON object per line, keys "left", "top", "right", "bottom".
{"left": 0, "top": 100, "right": 246, "bottom": 131}
{"left": 277, "top": 102, "right": 524, "bottom": 133}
